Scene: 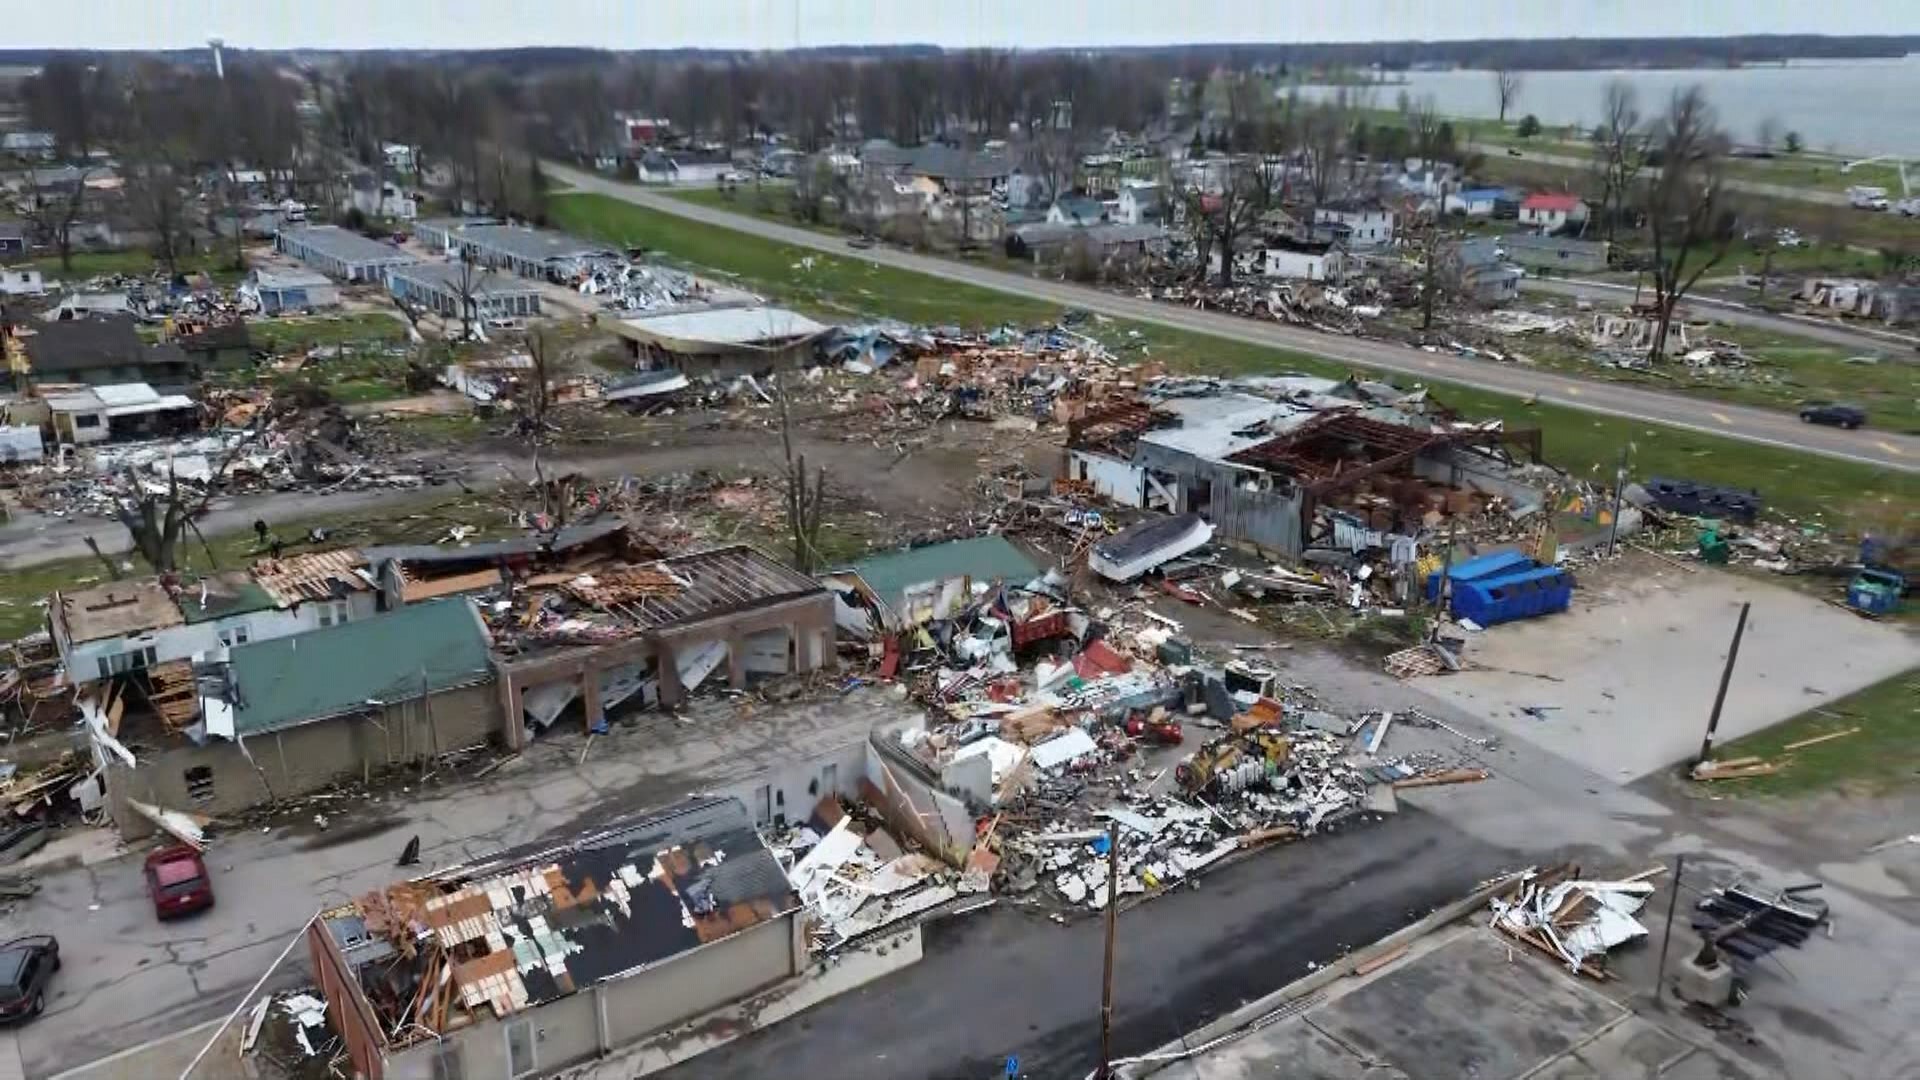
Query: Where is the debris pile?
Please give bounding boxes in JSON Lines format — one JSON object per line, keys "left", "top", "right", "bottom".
{"left": 1489, "top": 863, "right": 1663, "bottom": 979}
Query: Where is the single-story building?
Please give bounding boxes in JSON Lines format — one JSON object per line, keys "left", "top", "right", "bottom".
{"left": 0, "top": 425, "right": 43, "bottom": 464}
{"left": 0, "top": 221, "right": 28, "bottom": 257}
{"left": 1500, "top": 233, "right": 1610, "bottom": 274}
{"left": 608, "top": 304, "right": 829, "bottom": 377}
{"left": 246, "top": 267, "right": 340, "bottom": 313}
{"left": 169, "top": 321, "right": 251, "bottom": 369}
{"left": 102, "top": 597, "right": 500, "bottom": 839}
{"left": 1047, "top": 195, "right": 1108, "bottom": 226}
{"left": 828, "top": 535, "right": 1040, "bottom": 632}
{"left": 275, "top": 225, "right": 417, "bottom": 283}
{"left": 1518, "top": 193, "right": 1590, "bottom": 232}
{"left": 311, "top": 796, "right": 802, "bottom": 1080}
{"left": 412, "top": 219, "right": 619, "bottom": 283}
{"left": 1454, "top": 238, "right": 1524, "bottom": 304}
{"left": 1004, "top": 222, "right": 1169, "bottom": 265}
{"left": 0, "top": 267, "right": 43, "bottom": 296}
{"left": 388, "top": 261, "right": 543, "bottom": 321}
{"left": 1445, "top": 188, "right": 1507, "bottom": 217}
{"left": 43, "top": 382, "right": 198, "bottom": 446}
{"left": 13, "top": 315, "right": 199, "bottom": 391}
{"left": 495, "top": 544, "right": 836, "bottom": 735}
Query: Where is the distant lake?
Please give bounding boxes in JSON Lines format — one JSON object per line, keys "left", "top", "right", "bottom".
{"left": 1303, "top": 56, "right": 1920, "bottom": 158}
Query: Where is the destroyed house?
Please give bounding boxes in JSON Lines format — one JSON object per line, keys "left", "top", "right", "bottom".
{"left": 1068, "top": 389, "right": 1544, "bottom": 558}
{"left": 168, "top": 320, "right": 251, "bottom": 368}
{"left": 496, "top": 544, "right": 835, "bottom": 736}
{"left": 13, "top": 315, "right": 199, "bottom": 390}
{"left": 104, "top": 598, "right": 501, "bottom": 840}
{"left": 311, "top": 796, "right": 803, "bottom": 1080}
{"left": 412, "top": 218, "right": 619, "bottom": 282}
{"left": 829, "top": 535, "right": 1041, "bottom": 632}
{"left": 275, "top": 225, "right": 417, "bottom": 283}
{"left": 364, "top": 521, "right": 653, "bottom": 607}
{"left": 608, "top": 304, "right": 829, "bottom": 377}
{"left": 42, "top": 382, "right": 198, "bottom": 446}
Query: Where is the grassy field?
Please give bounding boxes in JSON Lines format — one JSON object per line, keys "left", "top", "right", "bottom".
{"left": 20, "top": 249, "right": 240, "bottom": 283}
{"left": 248, "top": 312, "right": 410, "bottom": 352}
{"left": 1699, "top": 672, "right": 1920, "bottom": 797}
{"left": 549, "top": 191, "right": 1913, "bottom": 526}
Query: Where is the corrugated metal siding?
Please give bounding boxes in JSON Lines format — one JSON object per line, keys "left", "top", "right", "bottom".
{"left": 1210, "top": 481, "right": 1304, "bottom": 558}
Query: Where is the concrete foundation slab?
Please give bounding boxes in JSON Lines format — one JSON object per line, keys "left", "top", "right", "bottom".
{"left": 1305, "top": 932, "right": 1625, "bottom": 1080}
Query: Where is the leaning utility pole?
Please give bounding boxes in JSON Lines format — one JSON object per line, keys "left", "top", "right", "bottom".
{"left": 1695, "top": 603, "right": 1751, "bottom": 767}
{"left": 1097, "top": 822, "right": 1121, "bottom": 1079}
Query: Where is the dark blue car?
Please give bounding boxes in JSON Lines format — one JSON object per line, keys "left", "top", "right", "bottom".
{"left": 1799, "top": 401, "right": 1867, "bottom": 429}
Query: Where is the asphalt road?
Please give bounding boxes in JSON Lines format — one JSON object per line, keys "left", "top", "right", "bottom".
{"left": 549, "top": 165, "right": 1920, "bottom": 473}
{"left": 1522, "top": 277, "right": 1920, "bottom": 353}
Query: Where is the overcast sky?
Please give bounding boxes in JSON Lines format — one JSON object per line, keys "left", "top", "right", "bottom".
{"left": 7, "top": 0, "right": 1905, "bottom": 51}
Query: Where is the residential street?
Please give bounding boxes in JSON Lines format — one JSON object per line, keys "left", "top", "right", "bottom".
{"left": 545, "top": 163, "right": 1920, "bottom": 473}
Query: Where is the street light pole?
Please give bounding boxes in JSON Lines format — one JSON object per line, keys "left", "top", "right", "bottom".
{"left": 1098, "top": 823, "right": 1121, "bottom": 1079}
{"left": 1696, "top": 603, "right": 1751, "bottom": 767}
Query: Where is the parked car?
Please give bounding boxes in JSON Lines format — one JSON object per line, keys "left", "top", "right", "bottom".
{"left": 144, "top": 845, "right": 214, "bottom": 919}
{"left": 0, "top": 936, "right": 59, "bottom": 1022}
{"left": 1798, "top": 401, "right": 1868, "bottom": 429}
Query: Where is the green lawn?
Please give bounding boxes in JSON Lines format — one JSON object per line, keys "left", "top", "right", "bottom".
{"left": 1699, "top": 672, "right": 1920, "bottom": 796}
{"left": 548, "top": 191, "right": 1914, "bottom": 527}
{"left": 22, "top": 249, "right": 240, "bottom": 282}
{"left": 248, "top": 313, "right": 410, "bottom": 353}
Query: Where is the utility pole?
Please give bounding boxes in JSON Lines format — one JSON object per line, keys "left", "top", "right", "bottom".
{"left": 1098, "top": 822, "right": 1121, "bottom": 1079}
{"left": 1652, "top": 854, "right": 1685, "bottom": 1011}
{"left": 1695, "top": 603, "right": 1751, "bottom": 767}
{"left": 1605, "top": 446, "right": 1629, "bottom": 557}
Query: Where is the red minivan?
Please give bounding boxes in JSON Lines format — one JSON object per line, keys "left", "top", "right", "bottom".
{"left": 143, "top": 846, "right": 214, "bottom": 919}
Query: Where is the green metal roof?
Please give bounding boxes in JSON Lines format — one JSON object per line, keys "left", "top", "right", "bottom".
{"left": 848, "top": 536, "right": 1039, "bottom": 608}
{"left": 227, "top": 598, "right": 493, "bottom": 736}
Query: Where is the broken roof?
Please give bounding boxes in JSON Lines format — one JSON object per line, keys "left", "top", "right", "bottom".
{"left": 330, "top": 796, "right": 794, "bottom": 1032}
{"left": 614, "top": 545, "right": 823, "bottom": 631}
{"left": 250, "top": 549, "right": 372, "bottom": 608}
{"left": 55, "top": 579, "right": 185, "bottom": 643}
{"left": 416, "top": 219, "right": 618, "bottom": 264}
{"left": 221, "top": 598, "right": 493, "bottom": 736}
{"left": 612, "top": 305, "right": 828, "bottom": 352}
{"left": 848, "top": 536, "right": 1039, "bottom": 611}
{"left": 177, "top": 571, "right": 276, "bottom": 625}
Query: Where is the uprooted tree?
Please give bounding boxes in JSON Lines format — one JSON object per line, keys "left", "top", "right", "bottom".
{"left": 1641, "top": 86, "right": 1738, "bottom": 363}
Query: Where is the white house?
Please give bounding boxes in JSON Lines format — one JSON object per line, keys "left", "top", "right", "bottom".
{"left": 1047, "top": 196, "right": 1108, "bottom": 226}
{"left": 1519, "top": 193, "right": 1589, "bottom": 232}
{"left": 51, "top": 556, "right": 380, "bottom": 687}
{"left": 1445, "top": 188, "right": 1506, "bottom": 217}
{"left": 383, "top": 143, "right": 416, "bottom": 173}
{"left": 1116, "top": 182, "right": 1165, "bottom": 225}
{"left": 1312, "top": 202, "right": 1396, "bottom": 248}
{"left": 1258, "top": 239, "right": 1346, "bottom": 282}
{"left": 0, "top": 267, "right": 44, "bottom": 297}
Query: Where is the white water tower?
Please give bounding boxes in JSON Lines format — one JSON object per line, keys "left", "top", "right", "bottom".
{"left": 209, "top": 38, "right": 225, "bottom": 79}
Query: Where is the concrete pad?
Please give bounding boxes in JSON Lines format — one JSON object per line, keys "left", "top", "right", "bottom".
{"left": 1526, "top": 1016, "right": 1722, "bottom": 1080}
{"left": 1414, "top": 567, "right": 1919, "bottom": 780}
{"left": 1156, "top": 1020, "right": 1410, "bottom": 1079}
{"left": 1306, "top": 931, "right": 1626, "bottom": 1080}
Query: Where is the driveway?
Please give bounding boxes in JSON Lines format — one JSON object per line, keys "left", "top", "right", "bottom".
{"left": 545, "top": 163, "right": 1920, "bottom": 473}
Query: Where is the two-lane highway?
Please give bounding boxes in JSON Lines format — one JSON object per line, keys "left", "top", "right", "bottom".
{"left": 548, "top": 163, "right": 1918, "bottom": 473}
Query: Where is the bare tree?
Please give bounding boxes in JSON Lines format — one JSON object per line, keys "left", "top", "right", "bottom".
{"left": 790, "top": 157, "right": 833, "bottom": 225}
{"left": 1642, "top": 87, "right": 1737, "bottom": 363}
{"left": 1591, "top": 81, "right": 1647, "bottom": 246}
{"left": 1302, "top": 96, "right": 1350, "bottom": 207}
{"left": 523, "top": 330, "right": 561, "bottom": 524}
{"left": 1418, "top": 222, "right": 1463, "bottom": 331}
{"left": 1408, "top": 96, "right": 1442, "bottom": 172}
{"left": 774, "top": 374, "right": 828, "bottom": 573}
{"left": 23, "top": 166, "right": 94, "bottom": 273}
{"left": 450, "top": 249, "right": 489, "bottom": 342}
{"left": 1493, "top": 69, "right": 1523, "bottom": 125}
{"left": 1753, "top": 115, "right": 1782, "bottom": 155}
{"left": 114, "top": 423, "right": 266, "bottom": 573}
